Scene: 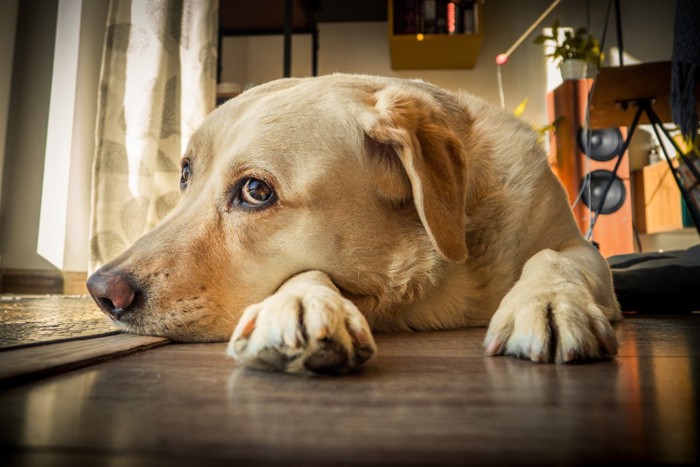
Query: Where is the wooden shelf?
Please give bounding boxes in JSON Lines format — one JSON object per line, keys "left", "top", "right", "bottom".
{"left": 633, "top": 159, "right": 695, "bottom": 234}
{"left": 388, "top": 1, "right": 484, "bottom": 70}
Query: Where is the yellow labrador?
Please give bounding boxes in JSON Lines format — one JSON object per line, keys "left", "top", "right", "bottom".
{"left": 87, "top": 74, "right": 621, "bottom": 374}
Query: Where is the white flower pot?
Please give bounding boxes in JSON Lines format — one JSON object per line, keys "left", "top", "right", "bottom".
{"left": 560, "top": 59, "right": 588, "bottom": 80}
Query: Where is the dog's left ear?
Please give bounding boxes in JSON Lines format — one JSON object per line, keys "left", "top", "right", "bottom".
{"left": 366, "top": 84, "right": 468, "bottom": 262}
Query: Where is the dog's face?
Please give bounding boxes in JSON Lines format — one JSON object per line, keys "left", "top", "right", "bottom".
{"left": 87, "top": 75, "right": 472, "bottom": 341}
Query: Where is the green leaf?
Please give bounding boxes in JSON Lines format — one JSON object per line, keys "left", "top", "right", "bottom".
{"left": 534, "top": 19, "right": 603, "bottom": 67}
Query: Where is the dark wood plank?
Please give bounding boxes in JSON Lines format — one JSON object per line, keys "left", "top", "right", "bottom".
{"left": 0, "top": 334, "right": 169, "bottom": 387}
{"left": 0, "top": 314, "right": 699, "bottom": 465}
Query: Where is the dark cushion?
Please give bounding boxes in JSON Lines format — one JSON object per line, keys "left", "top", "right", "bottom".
{"left": 608, "top": 244, "right": 700, "bottom": 312}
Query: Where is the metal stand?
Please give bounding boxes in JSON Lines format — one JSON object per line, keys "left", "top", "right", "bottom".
{"left": 589, "top": 97, "right": 700, "bottom": 237}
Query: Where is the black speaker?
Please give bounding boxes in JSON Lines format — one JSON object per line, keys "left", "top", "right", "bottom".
{"left": 547, "top": 80, "right": 634, "bottom": 257}
{"left": 578, "top": 128, "right": 624, "bottom": 162}
{"left": 577, "top": 127, "right": 626, "bottom": 215}
{"left": 579, "top": 170, "right": 627, "bottom": 215}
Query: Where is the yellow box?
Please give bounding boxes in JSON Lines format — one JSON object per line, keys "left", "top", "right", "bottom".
{"left": 388, "top": 0, "right": 484, "bottom": 70}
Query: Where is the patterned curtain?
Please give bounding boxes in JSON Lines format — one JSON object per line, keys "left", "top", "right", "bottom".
{"left": 89, "top": 0, "right": 217, "bottom": 272}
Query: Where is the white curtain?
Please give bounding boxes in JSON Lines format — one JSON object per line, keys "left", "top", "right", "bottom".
{"left": 89, "top": 0, "right": 217, "bottom": 272}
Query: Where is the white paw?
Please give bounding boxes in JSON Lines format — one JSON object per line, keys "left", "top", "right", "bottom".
{"left": 228, "top": 284, "right": 376, "bottom": 374}
{"left": 484, "top": 281, "right": 618, "bottom": 363}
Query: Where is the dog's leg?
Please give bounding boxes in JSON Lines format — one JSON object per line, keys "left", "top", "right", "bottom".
{"left": 228, "top": 271, "right": 376, "bottom": 374}
{"left": 484, "top": 242, "right": 621, "bottom": 363}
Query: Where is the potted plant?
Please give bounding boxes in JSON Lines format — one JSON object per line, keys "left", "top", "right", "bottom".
{"left": 534, "top": 20, "right": 602, "bottom": 80}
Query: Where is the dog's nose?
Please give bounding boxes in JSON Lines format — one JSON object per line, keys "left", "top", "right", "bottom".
{"left": 86, "top": 270, "right": 137, "bottom": 319}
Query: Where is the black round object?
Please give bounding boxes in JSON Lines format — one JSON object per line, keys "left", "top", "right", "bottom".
{"left": 578, "top": 127, "right": 623, "bottom": 161}
{"left": 580, "top": 170, "right": 626, "bottom": 215}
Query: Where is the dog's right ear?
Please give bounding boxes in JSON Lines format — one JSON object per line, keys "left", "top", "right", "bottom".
{"left": 364, "top": 84, "right": 468, "bottom": 263}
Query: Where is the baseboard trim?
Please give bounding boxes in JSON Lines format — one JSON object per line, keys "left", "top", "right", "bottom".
{"left": 1, "top": 269, "right": 88, "bottom": 295}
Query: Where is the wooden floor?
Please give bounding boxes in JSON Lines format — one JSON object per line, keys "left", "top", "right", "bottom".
{"left": 1, "top": 310, "right": 699, "bottom": 465}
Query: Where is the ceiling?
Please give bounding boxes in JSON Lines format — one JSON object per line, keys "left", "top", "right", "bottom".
{"left": 219, "top": 0, "right": 387, "bottom": 33}
{"left": 314, "top": 0, "right": 387, "bottom": 22}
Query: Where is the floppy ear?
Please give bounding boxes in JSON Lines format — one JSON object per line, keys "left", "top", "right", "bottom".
{"left": 366, "top": 84, "right": 468, "bottom": 262}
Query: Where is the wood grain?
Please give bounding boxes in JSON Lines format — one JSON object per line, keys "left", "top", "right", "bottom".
{"left": 0, "top": 334, "right": 168, "bottom": 386}
{"left": 588, "top": 61, "right": 692, "bottom": 128}
{"left": 0, "top": 314, "right": 698, "bottom": 465}
{"left": 633, "top": 161, "right": 685, "bottom": 234}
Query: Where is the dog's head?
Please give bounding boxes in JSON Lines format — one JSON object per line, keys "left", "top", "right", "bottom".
{"left": 86, "top": 74, "right": 475, "bottom": 341}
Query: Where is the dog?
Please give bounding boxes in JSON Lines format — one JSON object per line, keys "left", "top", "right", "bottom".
{"left": 87, "top": 74, "right": 621, "bottom": 374}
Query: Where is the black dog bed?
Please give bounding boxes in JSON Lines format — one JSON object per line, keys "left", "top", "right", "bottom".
{"left": 609, "top": 244, "right": 700, "bottom": 312}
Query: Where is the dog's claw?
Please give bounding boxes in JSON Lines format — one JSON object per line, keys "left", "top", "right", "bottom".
{"left": 351, "top": 329, "right": 370, "bottom": 347}
{"left": 602, "top": 337, "right": 617, "bottom": 356}
{"left": 563, "top": 350, "right": 575, "bottom": 363}
{"left": 484, "top": 337, "right": 503, "bottom": 356}
{"left": 353, "top": 343, "right": 375, "bottom": 366}
{"left": 232, "top": 338, "right": 248, "bottom": 355}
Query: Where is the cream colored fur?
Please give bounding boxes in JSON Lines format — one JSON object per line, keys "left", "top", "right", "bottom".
{"left": 90, "top": 74, "right": 621, "bottom": 374}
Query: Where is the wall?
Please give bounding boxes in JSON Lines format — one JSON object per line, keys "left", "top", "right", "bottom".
{"left": 0, "top": 0, "right": 108, "bottom": 272}
{"left": 0, "top": 0, "right": 19, "bottom": 228}
{"left": 220, "top": 0, "right": 677, "bottom": 126}
{"left": 1, "top": 0, "right": 59, "bottom": 271}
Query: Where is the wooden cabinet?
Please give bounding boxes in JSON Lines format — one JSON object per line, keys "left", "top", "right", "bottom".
{"left": 633, "top": 161, "right": 687, "bottom": 234}
{"left": 388, "top": 0, "right": 484, "bottom": 70}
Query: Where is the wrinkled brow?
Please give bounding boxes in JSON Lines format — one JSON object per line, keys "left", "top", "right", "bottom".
{"left": 183, "top": 129, "right": 215, "bottom": 164}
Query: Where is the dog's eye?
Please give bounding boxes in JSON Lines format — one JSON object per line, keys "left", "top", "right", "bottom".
{"left": 240, "top": 178, "right": 274, "bottom": 207}
{"left": 180, "top": 161, "right": 191, "bottom": 189}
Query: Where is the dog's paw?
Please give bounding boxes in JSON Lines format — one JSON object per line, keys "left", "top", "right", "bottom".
{"left": 227, "top": 284, "right": 376, "bottom": 374}
{"left": 483, "top": 281, "right": 618, "bottom": 364}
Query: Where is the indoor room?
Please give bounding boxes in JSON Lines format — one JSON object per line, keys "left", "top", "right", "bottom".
{"left": 1, "top": 0, "right": 699, "bottom": 465}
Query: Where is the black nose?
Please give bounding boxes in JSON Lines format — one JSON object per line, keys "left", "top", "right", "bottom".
{"left": 86, "top": 270, "right": 137, "bottom": 319}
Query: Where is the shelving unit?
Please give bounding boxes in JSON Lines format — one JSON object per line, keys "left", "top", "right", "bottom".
{"left": 217, "top": 0, "right": 319, "bottom": 98}
{"left": 388, "top": 0, "right": 484, "bottom": 70}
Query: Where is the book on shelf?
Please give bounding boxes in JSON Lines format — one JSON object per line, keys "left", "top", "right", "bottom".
{"left": 392, "top": 0, "right": 478, "bottom": 36}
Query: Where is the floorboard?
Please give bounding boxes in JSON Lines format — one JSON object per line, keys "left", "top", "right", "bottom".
{"left": 0, "top": 295, "right": 117, "bottom": 349}
{"left": 0, "top": 314, "right": 699, "bottom": 465}
{"left": 0, "top": 334, "right": 169, "bottom": 386}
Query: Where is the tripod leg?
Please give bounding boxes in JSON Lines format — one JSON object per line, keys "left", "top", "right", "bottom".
{"left": 646, "top": 108, "right": 700, "bottom": 231}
